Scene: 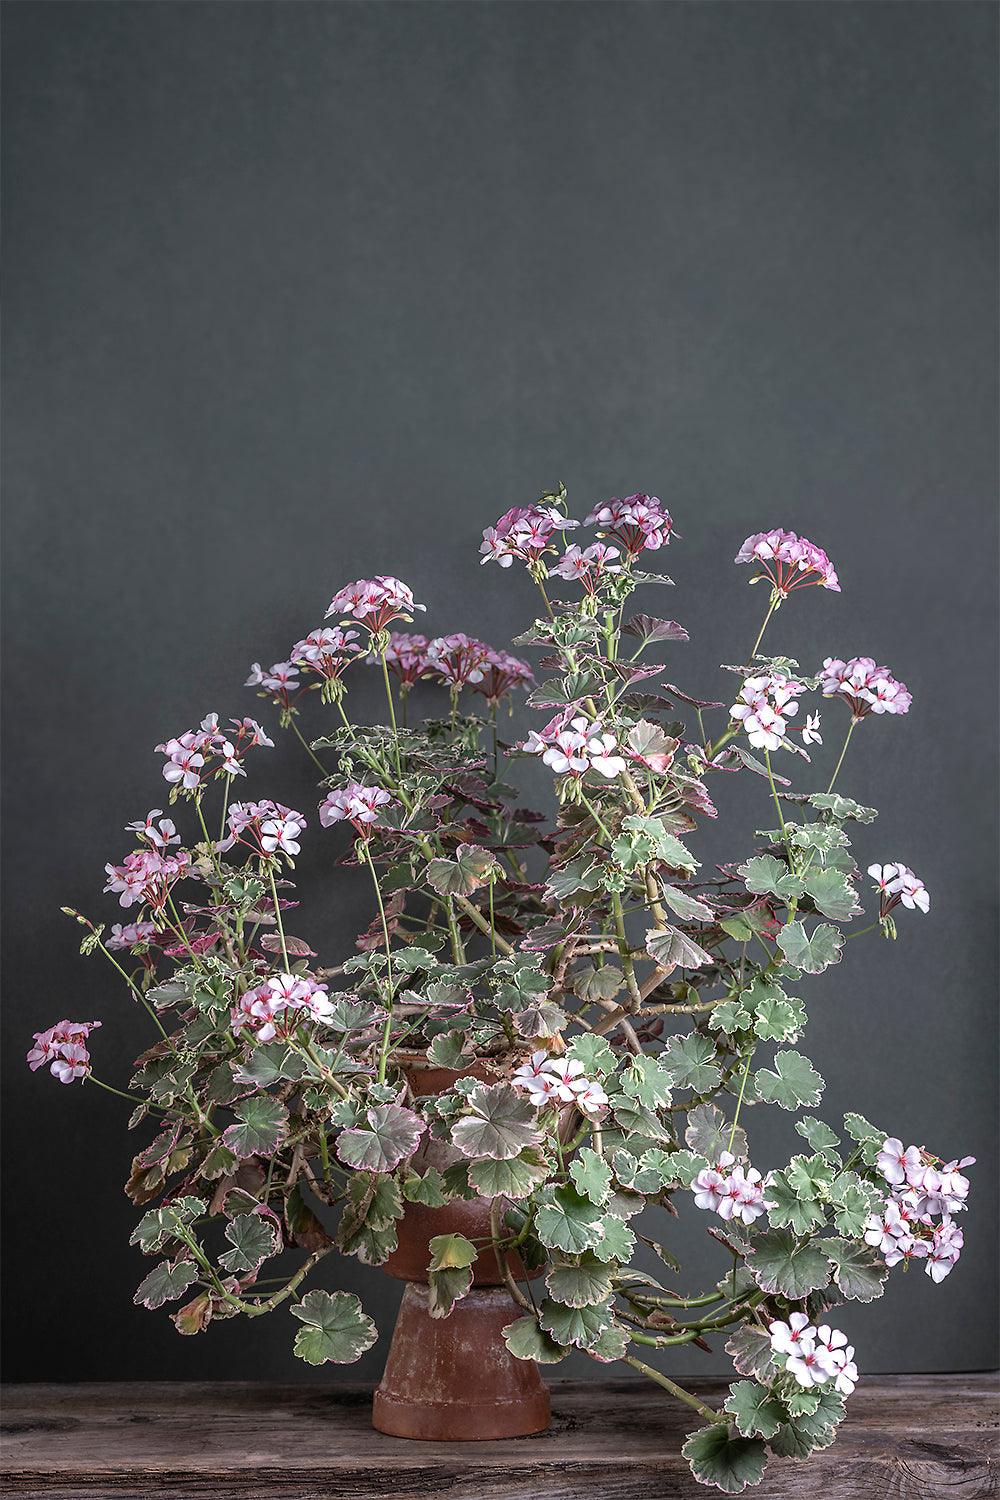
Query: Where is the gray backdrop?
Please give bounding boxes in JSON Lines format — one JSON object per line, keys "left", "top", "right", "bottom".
{"left": 3, "top": 1, "right": 996, "bottom": 1384}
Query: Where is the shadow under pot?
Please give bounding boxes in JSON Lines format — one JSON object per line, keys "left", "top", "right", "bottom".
{"left": 371, "top": 1053, "right": 551, "bottom": 1442}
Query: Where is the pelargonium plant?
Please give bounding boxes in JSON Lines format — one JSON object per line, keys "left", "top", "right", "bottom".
{"left": 38, "top": 487, "right": 973, "bottom": 1491}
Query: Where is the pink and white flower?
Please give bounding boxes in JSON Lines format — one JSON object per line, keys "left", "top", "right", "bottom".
{"left": 425, "top": 634, "right": 492, "bottom": 689}
{"left": 512, "top": 1051, "right": 607, "bottom": 1115}
{"left": 693, "top": 1155, "right": 734, "bottom": 1213}
{"left": 291, "top": 627, "right": 362, "bottom": 685}
{"left": 472, "top": 648, "right": 534, "bottom": 707}
{"left": 550, "top": 542, "right": 622, "bottom": 594}
{"left": 867, "top": 864, "right": 930, "bottom": 918}
{"left": 27, "top": 1019, "right": 101, "bottom": 1084}
{"left": 381, "top": 632, "right": 432, "bottom": 688}
{"left": 586, "top": 495, "right": 674, "bottom": 556}
{"left": 259, "top": 809, "right": 308, "bottom": 858}
{"left": 126, "top": 811, "right": 180, "bottom": 850}
{"left": 104, "top": 848, "right": 192, "bottom": 911}
{"left": 820, "top": 658, "right": 912, "bottom": 720}
{"left": 769, "top": 1316, "right": 858, "bottom": 1393}
{"left": 480, "top": 505, "right": 578, "bottom": 570}
{"left": 326, "top": 577, "right": 425, "bottom": 633}
{"left": 925, "top": 1216, "right": 964, "bottom": 1282}
{"left": 106, "top": 920, "right": 158, "bottom": 951}
{"left": 876, "top": 1137, "right": 924, "bottom": 1188}
{"left": 524, "top": 714, "right": 627, "bottom": 780}
{"left": 232, "top": 973, "right": 333, "bottom": 1043}
{"left": 692, "top": 1152, "right": 767, "bottom": 1224}
{"left": 730, "top": 673, "right": 808, "bottom": 753}
{"left": 768, "top": 1313, "right": 813, "bottom": 1358}
{"left": 218, "top": 800, "right": 307, "bottom": 860}
{"left": 318, "top": 782, "right": 395, "bottom": 838}
{"left": 735, "top": 529, "right": 840, "bottom": 594}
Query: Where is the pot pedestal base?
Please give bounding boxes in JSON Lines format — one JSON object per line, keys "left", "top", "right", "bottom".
{"left": 372, "top": 1283, "right": 551, "bottom": 1442}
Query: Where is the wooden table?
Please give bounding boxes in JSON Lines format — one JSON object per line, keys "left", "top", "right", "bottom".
{"left": 2, "top": 1376, "right": 996, "bottom": 1498}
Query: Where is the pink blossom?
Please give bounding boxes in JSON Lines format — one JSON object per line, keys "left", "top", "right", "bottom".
{"left": 925, "top": 1216, "right": 964, "bottom": 1282}
{"left": 158, "top": 716, "right": 272, "bottom": 784}
{"left": 693, "top": 1156, "right": 733, "bottom": 1213}
{"left": 876, "top": 1137, "right": 924, "bottom": 1188}
{"left": 326, "top": 577, "right": 425, "bottom": 633}
{"left": 718, "top": 1164, "right": 768, "bottom": 1225}
{"left": 512, "top": 1051, "right": 606, "bottom": 1113}
{"left": 259, "top": 809, "right": 307, "bottom": 858}
{"left": 318, "top": 782, "right": 395, "bottom": 838}
{"left": 246, "top": 661, "right": 301, "bottom": 711}
{"left": 218, "top": 800, "right": 306, "bottom": 859}
{"left": 550, "top": 542, "right": 622, "bottom": 594}
{"left": 735, "top": 529, "right": 840, "bottom": 594}
{"left": 575, "top": 1080, "right": 610, "bottom": 1117}
{"left": 768, "top": 1313, "right": 813, "bottom": 1357}
{"left": 525, "top": 714, "right": 627, "bottom": 779}
{"left": 730, "top": 673, "right": 808, "bottom": 753}
{"left": 106, "top": 921, "right": 158, "bottom": 951}
{"left": 425, "top": 634, "right": 492, "bottom": 689}
{"left": 541, "top": 1057, "right": 590, "bottom": 1103}
{"left": 867, "top": 863, "right": 930, "bottom": 917}
{"left": 472, "top": 649, "right": 534, "bottom": 707}
{"left": 802, "top": 712, "right": 823, "bottom": 746}
{"left": 820, "top": 657, "right": 912, "bottom": 720}
{"left": 479, "top": 505, "right": 578, "bottom": 569}
{"left": 231, "top": 973, "right": 332, "bottom": 1043}
{"left": 104, "top": 848, "right": 191, "bottom": 910}
{"left": 381, "top": 632, "right": 432, "bottom": 688}
{"left": 586, "top": 495, "right": 674, "bottom": 556}
{"left": 126, "top": 811, "right": 180, "bottom": 850}
{"left": 291, "top": 627, "right": 362, "bottom": 684}
{"left": 27, "top": 1020, "right": 101, "bottom": 1084}
{"left": 864, "top": 1199, "right": 918, "bottom": 1264}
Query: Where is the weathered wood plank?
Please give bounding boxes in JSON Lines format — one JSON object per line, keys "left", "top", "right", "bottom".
{"left": 2, "top": 1378, "right": 997, "bottom": 1499}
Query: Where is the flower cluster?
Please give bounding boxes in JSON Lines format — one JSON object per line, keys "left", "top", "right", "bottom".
{"left": 729, "top": 673, "right": 820, "bottom": 753}
{"left": 820, "top": 657, "right": 912, "bottom": 719}
{"left": 381, "top": 632, "right": 431, "bottom": 688}
{"left": 246, "top": 661, "right": 302, "bottom": 710}
{"left": 291, "top": 626, "right": 363, "bottom": 688}
{"left": 769, "top": 1315, "right": 858, "bottom": 1395}
{"left": 104, "top": 848, "right": 192, "bottom": 910}
{"left": 425, "top": 633, "right": 491, "bottom": 689}
{"left": 585, "top": 494, "right": 674, "bottom": 556}
{"left": 735, "top": 529, "right": 840, "bottom": 595}
{"left": 691, "top": 1151, "right": 768, "bottom": 1225}
{"left": 156, "top": 714, "right": 273, "bottom": 789}
{"left": 26, "top": 1020, "right": 101, "bottom": 1084}
{"left": 867, "top": 864, "right": 930, "bottom": 916}
{"left": 319, "top": 783, "right": 395, "bottom": 837}
{"left": 473, "top": 648, "right": 533, "bottom": 707}
{"left": 106, "top": 920, "right": 158, "bottom": 951}
{"left": 512, "top": 1051, "right": 609, "bottom": 1116}
{"left": 480, "top": 505, "right": 577, "bottom": 570}
{"left": 550, "top": 542, "right": 622, "bottom": 594}
{"left": 864, "top": 1137, "right": 973, "bottom": 1282}
{"left": 524, "top": 713, "right": 627, "bottom": 779}
{"left": 218, "top": 800, "right": 307, "bottom": 859}
{"left": 231, "top": 973, "right": 334, "bottom": 1043}
{"left": 326, "top": 577, "right": 425, "bottom": 633}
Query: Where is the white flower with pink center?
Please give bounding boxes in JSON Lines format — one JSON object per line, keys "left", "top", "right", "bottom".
{"left": 106, "top": 921, "right": 158, "bottom": 951}
{"left": 730, "top": 673, "right": 807, "bottom": 753}
{"left": 426, "top": 634, "right": 492, "bottom": 688}
{"left": 318, "top": 783, "right": 395, "bottom": 838}
{"left": 326, "top": 576, "right": 425, "bottom": 633}
{"left": 586, "top": 495, "right": 674, "bottom": 556}
{"left": 550, "top": 542, "right": 622, "bottom": 594}
{"left": 480, "top": 505, "right": 578, "bottom": 569}
{"left": 126, "top": 811, "right": 180, "bottom": 850}
{"left": 27, "top": 1020, "right": 101, "bottom": 1084}
{"left": 735, "top": 529, "right": 840, "bottom": 594}
{"left": 820, "top": 657, "right": 912, "bottom": 720}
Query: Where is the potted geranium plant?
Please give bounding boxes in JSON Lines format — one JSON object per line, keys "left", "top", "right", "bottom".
{"left": 34, "top": 490, "right": 973, "bottom": 1489}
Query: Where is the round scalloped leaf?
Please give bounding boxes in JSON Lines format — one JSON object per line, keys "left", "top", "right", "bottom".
{"left": 134, "top": 1258, "right": 199, "bottom": 1310}
{"left": 222, "top": 1095, "right": 288, "bottom": 1159}
{"left": 290, "top": 1290, "right": 377, "bottom": 1366}
{"left": 801, "top": 869, "right": 862, "bottom": 922}
{"left": 646, "top": 925, "right": 713, "bottom": 973}
{"left": 795, "top": 1116, "right": 840, "bottom": 1156}
{"left": 450, "top": 1083, "right": 542, "bottom": 1161}
{"left": 738, "top": 854, "right": 803, "bottom": 901}
{"left": 681, "top": 1424, "right": 768, "bottom": 1494}
{"left": 769, "top": 1388, "right": 846, "bottom": 1458}
{"left": 776, "top": 921, "right": 844, "bottom": 975}
{"left": 590, "top": 1214, "right": 636, "bottom": 1264}
{"left": 538, "top": 1296, "right": 613, "bottom": 1350}
{"left": 468, "top": 1147, "right": 549, "bottom": 1200}
{"left": 502, "top": 1315, "right": 569, "bottom": 1364}
{"left": 535, "top": 1186, "right": 606, "bottom": 1254}
{"left": 569, "top": 1146, "right": 613, "bottom": 1205}
{"left": 685, "top": 1104, "right": 748, "bottom": 1163}
{"left": 826, "top": 1237, "right": 889, "bottom": 1302}
{"left": 219, "top": 1212, "right": 281, "bottom": 1274}
{"left": 544, "top": 1255, "right": 615, "bottom": 1309}
{"left": 662, "top": 1033, "right": 722, "bottom": 1093}
{"left": 753, "top": 1050, "right": 824, "bottom": 1111}
{"left": 336, "top": 1103, "right": 425, "bottom": 1173}
{"left": 588, "top": 1319, "right": 631, "bottom": 1363}
{"left": 746, "top": 1229, "right": 832, "bottom": 1299}
{"left": 724, "top": 1381, "right": 785, "bottom": 1440}
{"left": 725, "top": 1325, "right": 777, "bottom": 1383}
{"left": 567, "top": 1033, "right": 617, "bottom": 1077}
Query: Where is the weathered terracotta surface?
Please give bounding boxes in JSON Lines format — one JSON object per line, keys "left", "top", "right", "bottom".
{"left": 372, "top": 1052, "right": 550, "bottom": 1441}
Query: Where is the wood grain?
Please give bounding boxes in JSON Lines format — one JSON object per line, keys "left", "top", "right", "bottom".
{"left": 2, "top": 1375, "right": 997, "bottom": 1499}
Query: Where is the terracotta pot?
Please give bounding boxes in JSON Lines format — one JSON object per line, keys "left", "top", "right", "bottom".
{"left": 371, "top": 1052, "right": 551, "bottom": 1441}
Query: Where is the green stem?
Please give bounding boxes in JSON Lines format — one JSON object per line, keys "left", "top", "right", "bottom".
{"left": 266, "top": 864, "right": 289, "bottom": 968}
{"left": 289, "top": 717, "right": 329, "bottom": 778}
{"left": 748, "top": 595, "right": 778, "bottom": 663}
{"left": 378, "top": 645, "right": 403, "bottom": 779}
{"left": 623, "top": 1356, "right": 725, "bottom": 1423}
{"left": 826, "top": 719, "right": 856, "bottom": 794}
{"left": 727, "top": 1050, "right": 754, "bottom": 1154}
{"left": 364, "top": 844, "right": 395, "bottom": 1084}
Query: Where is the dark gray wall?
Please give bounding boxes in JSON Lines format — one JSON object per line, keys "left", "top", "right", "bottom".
{"left": 3, "top": 1, "right": 996, "bottom": 1384}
